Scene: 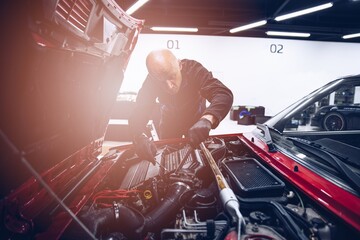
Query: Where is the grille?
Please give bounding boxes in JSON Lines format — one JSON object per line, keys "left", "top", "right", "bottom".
{"left": 222, "top": 158, "right": 285, "bottom": 198}
{"left": 56, "top": 0, "right": 93, "bottom": 33}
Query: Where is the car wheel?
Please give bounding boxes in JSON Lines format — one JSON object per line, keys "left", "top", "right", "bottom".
{"left": 323, "top": 112, "right": 346, "bottom": 131}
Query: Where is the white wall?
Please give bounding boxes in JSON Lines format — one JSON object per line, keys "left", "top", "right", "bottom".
{"left": 121, "top": 34, "right": 360, "bottom": 116}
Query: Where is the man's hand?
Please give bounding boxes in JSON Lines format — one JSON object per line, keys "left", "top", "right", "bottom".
{"left": 188, "top": 118, "right": 212, "bottom": 147}
{"left": 133, "top": 134, "right": 157, "bottom": 165}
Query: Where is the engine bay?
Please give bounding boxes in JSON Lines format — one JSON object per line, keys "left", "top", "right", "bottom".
{"left": 62, "top": 136, "right": 357, "bottom": 240}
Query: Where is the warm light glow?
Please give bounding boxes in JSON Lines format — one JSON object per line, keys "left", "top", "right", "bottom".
{"left": 150, "top": 27, "right": 199, "bottom": 32}
{"left": 126, "top": 0, "right": 150, "bottom": 15}
{"left": 275, "top": 2, "right": 333, "bottom": 21}
{"left": 266, "top": 31, "right": 311, "bottom": 37}
{"left": 342, "top": 32, "right": 360, "bottom": 39}
{"left": 229, "top": 20, "right": 267, "bottom": 33}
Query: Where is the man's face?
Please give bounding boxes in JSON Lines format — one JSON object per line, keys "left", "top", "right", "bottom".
{"left": 150, "top": 62, "right": 182, "bottom": 95}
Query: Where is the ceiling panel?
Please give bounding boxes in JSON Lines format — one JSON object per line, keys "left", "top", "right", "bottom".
{"left": 117, "top": 0, "right": 360, "bottom": 43}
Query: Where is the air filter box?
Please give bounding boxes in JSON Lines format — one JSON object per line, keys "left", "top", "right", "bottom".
{"left": 221, "top": 158, "right": 285, "bottom": 198}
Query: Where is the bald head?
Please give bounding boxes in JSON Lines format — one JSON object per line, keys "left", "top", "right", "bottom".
{"left": 146, "top": 49, "right": 182, "bottom": 95}
{"left": 146, "top": 49, "right": 179, "bottom": 76}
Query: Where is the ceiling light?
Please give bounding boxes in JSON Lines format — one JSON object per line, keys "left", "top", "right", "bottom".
{"left": 150, "top": 27, "right": 198, "bottom": 32}
{"left": 342, "top": 33, "right": 360, "bottom": 39}
{"left": 266, "top": 31, "right": 311, "bottom": 37}
{"left": 229, "top": 20, "right": 267, "bottom": 33}
{"left": 126, "top": 0, "right": 150, "bottom": 15}
{"left": 275, "top": 2, "right": 333, "bottom": 21}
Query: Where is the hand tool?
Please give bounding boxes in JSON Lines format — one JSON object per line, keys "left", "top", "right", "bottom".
{"left": 200, "top": 142, "right": 244, "bottom": 240}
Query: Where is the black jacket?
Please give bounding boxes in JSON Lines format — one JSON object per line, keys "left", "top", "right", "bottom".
{"left": 129, "top": 59, "right": 233, "bottom": 139}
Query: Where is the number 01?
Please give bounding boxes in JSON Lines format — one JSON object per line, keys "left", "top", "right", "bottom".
{"left": 167, "top": 40, "right": 180, "bottom": 49}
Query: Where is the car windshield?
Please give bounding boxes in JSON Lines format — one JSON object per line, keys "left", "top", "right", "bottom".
{"left": 283, "top": 84, "right": 360, "bottom": 133}
{"left": 266, "top": 77, "right": 360, "bottom": 135}
{"left": 257, "top": 76, "right": 360, "bottom": 194}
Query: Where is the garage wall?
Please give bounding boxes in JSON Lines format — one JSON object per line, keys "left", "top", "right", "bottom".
{"left": 121, "top": 34, "right": 360, "bottom": 116}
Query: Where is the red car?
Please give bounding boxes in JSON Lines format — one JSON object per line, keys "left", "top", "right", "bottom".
{"left": 1, "top": 1, "right": 359, "bottom": 240}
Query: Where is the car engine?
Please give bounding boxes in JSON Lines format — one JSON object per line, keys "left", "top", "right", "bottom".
{"left": 61, "top": 136, "right": 356, "bottom": 240}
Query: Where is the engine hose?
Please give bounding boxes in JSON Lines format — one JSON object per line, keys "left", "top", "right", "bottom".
{"left": 76, "top": 182, "right": 190, "bottom": 238}
{"left": 143, "top": 182, "right": 190, "bottom": 232}
{"left": 114, "top": 204, "right": 145, "bottom": 239}
{"left": 75, "top": 204, "right": 145, "bottom": 240}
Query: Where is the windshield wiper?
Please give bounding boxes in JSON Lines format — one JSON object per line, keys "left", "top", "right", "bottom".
{"left": 287, "top": 137, "right": 360, "bottom": 193}
{"left": 256, "top": 123, "right": 277, "bottom": 153}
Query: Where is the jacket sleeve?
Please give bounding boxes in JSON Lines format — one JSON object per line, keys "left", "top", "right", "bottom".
{"left": 188, "top": 60, "right": 233, "bottom": 128}
{"left": 128, "top": 75, "right": 158, "bottom": 137}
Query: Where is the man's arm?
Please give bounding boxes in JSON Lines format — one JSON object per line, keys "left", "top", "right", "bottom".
{"left": 128, "top": 76, "right": 157, "bottom": 137}
{"left": 200, "top": 114, "right": 217, "bottom": 126}
{"left": 193, "top": 62, "right": 234, "bottom": 128}
{"left": 186, "top": 60, "right": 233, "bottom": 146}
{"left": 128, "top": 76, "right": 158, "bottom": 164}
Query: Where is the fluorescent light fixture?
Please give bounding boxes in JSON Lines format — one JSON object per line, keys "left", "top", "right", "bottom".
{"left": 266, "top": 31, "right": 310, "bottom": 37}
{"left": 126, "top": 0, "right": 150, "bottom": 15}
{"left": 342, "top": 32, "right": 360, "bottom": 39}
{"left": 229, "top": 20, "right": 267, "bottom": 33}
{"left": 275, "top": 2, "right": 333, "bottom": 21}
{"left": 150, "top": 27, "right": 198, "bottom": 32}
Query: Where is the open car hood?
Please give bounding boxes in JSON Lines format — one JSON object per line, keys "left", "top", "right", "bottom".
{"left": 0, "top": 0, "right": 143, "bottom": 196}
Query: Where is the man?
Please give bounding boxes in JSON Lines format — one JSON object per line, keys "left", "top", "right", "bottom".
{"left": 129, "top": 49, "right": 233, "bottom": 163}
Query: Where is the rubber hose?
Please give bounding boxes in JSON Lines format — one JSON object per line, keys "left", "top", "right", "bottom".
{"left": 143, "top": 182, "right": 190, "bottom": 232}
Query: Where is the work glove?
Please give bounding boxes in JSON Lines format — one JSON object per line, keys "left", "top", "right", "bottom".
{"left": 133, "top": 134, "right": 157, "bottom": 165}
{"left": 188, "top": 118, "right": 212, "bottom": 147}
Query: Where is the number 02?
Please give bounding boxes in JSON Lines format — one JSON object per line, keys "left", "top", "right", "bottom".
{"left": 270, "top": 44, "right": 283, "bottom": 54}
